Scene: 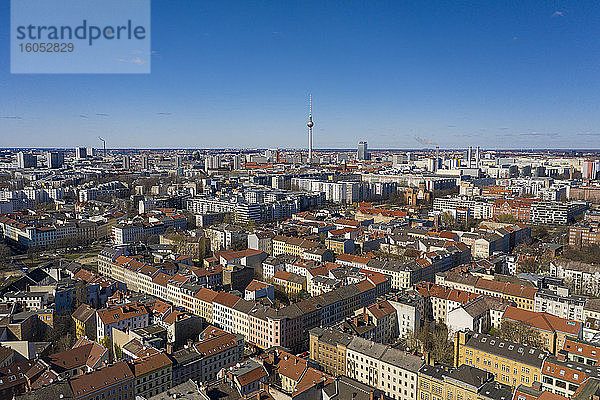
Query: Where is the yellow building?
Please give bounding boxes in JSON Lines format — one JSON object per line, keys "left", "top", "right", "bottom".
{"left": 309, "top": 327, "right": 353, "bottom": 376}
{"left": 272, "top": 235, "right": 318, "bottom": 257}
{"left": 72, "top": 304, "right": 95, "bottom": 339}
{"left": 501, "top": 306, "right": 583, "bottom": 356}
{"left": 273, "top": 270, "right": 306, "bottom": 295}
{"left": 324, "top": 237, "right": 353, "bottom": 255}
{"left": 440, "top": 272, "right": 537, "bottom": 311}
{"left": 418, "top": 363, "right": 513, "bottom": 400}
{"left": 193, "top": 288, "right": 218, "bottom": 323}
{"left": 454, "top": 331, "right": 547, "bottom": 388}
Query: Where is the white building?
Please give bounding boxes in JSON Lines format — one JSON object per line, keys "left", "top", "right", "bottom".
{"left": 346, "top": 336, "right": 422, "bottom": 400}
{"left": 96, "top": 303, "right": 149, "bottom": 341}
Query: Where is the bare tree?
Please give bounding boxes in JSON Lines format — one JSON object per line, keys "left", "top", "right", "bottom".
{"left": 498, "top": 320, "right": 545, "bottom": 350}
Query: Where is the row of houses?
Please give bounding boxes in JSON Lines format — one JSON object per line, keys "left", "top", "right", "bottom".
{"left": 310, "top": 329, "right": 513, "bottom": 400}
{"left": 98, "top": 247, "right": 390, "bottom": 352}
{"left": 455, "top": 331, "right": 600, "bottom": 398}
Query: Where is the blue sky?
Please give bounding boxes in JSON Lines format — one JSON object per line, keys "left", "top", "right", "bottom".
{"left": 1, "top": 0, "right": 600, "bottom": 149}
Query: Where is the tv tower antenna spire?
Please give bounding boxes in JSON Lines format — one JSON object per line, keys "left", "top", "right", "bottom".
{"left": 307, "top": 93, "right": 314, "bottom": 163}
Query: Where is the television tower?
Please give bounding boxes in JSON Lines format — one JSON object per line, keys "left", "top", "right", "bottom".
{"left": 307, "top": 93, "right": 314, "bottom": 163}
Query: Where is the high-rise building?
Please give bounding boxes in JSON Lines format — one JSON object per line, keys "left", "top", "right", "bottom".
{"left": 582, "top": 160, "right": 599, "bottom": 180}
{"left": 205, "top": 155, "right": 221, "bottom": 171}
{"left": 233, "top": 155, "right": 241, "bottom": 170}
{"left": 467, "top": 146, "right": 472, "bottom": 168}
{"left": 141, "top": 155, "right": 149, "bottom": 170}
{"left": 176, "top": 155, "right": 183, "bottom": 169}
{"left": 46, "top": 151, "right": 64, "bottom": 169}
{"left": 17, "top": 152, "right": 36, "bottom": 169}
{"left": 123, "top": 155, "right": 131, "bottom": 171}
{"left": 86, "top": 147, "right": 96, "bottom": 157}
{"left": 357, "top": 141, "right": 369, "bottom": 160}
{"left": 75, "top": 147, "right": 87, "bottom": 160}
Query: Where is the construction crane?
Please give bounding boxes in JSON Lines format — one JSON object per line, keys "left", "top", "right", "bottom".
{"left": 98, "top": 136, "right": 106, "bottom": 157}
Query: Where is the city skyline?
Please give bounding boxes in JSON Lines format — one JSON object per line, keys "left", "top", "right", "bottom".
{"left": 2, "top": 1, "right": 600, "bottom": 149}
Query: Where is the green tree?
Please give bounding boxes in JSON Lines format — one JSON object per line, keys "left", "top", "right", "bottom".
{"left": 99, "top": 336, "right": 114, "bottom": 361}
{"left": 114, "top": 344, "right": 123, "bottom": 360}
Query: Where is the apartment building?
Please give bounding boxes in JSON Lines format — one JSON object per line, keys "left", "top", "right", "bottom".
{"left": 272, "top": 235, "right": 319, "bottom": 257}
{"left": 501, "top": 306, "right": 582, "bottom": 355}
{"left": 569, "top": 223, "right": 600, "bottom": 248}
{"left": 530, "top": 201, "right": 587, "bottom": 225}
{"left": 454, "top": 331, "right": 547, "bottom": 388}
{"left": 309, "top": 327, "right": 353, "bottom": 376}
{"left": 437, "top": 271, "right": 537, "bottom": 311}
{"left": 417, "top": 364, "right": 512, "bottom": 400}
{"left": 346, "top": 336, "right": 423, "bottom": 400}
{"left": 550, "top": 260, "right": 600, "bottom": 297}
{"left": 433, "top": 196, "right": 494, "bottom": 220}
{"left": 170, "top": 326, "right": 244, "bottom": 385}
{"left": 69, "top": 361, "right": 134, "bottom": 400}
{"left": 96, "top": 303, "right": 149, "bottom": 341}
{"left": 273, "top": 270, "right": 306, "bottom": 295}
{"left": 212, "top": 292, "right": 241, "bottom": 333}
{"left": 541, "top": 355, "right": 600, "bottom": 398}
{"left": 534, "top": 287, "right": 586, "bottom": 322}
{"left": 130, "top": 352, "right": 172, "bottom": 398}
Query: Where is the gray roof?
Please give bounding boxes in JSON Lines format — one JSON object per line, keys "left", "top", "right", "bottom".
{"left": 148, "top": 379, "right": 204, "bottom": 400}
{"left": 232, "top": 298, "right": 255, "bottom": 314}
{"left": 348, "top": 337, "right": 388, "bottom": 359}
{"left": 464, "top": 332, "right": 548, "bottom": 368}
{"left": 322, "top": 375, "right": 380, "bottom": 400}
{"left": 418, "top": 364, "right": 453, "bottom": 381}
{"left": 379, "top": 347, "right": 423, "bottom": 373}
{"left": 478, "top": 381, "right": 512, "bottom": 400}
{"left": 348, "top": 336, "right": 423, "bottom": 373}
{"left": 445, "top": 364, "right": 492, "bottom": 389}
{"left": 310, "top": 327, "right": 353, "bottom": 347}
{"left": 15, "top": 381, "right": 74, "bottom": 400}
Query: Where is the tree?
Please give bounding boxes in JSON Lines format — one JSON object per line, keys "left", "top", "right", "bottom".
{"left": 99, "top": 336, "right": 114, "bottom": 361}
{"left": 0, "top": 244, "right": 11, "bottom": 266}
{"left": 44, "top": 314, "right": 75, "bottom": 353}
{"left": 498, "top": 320, "right": 545, "bottom": 350}
{"left": 441, "top": 212, "right": 456, "bottom": 229}
{"left": 531, "top": 226, "right": 549, "bottom": 241}
{"left": 27, "top": 247, "right": 38, "bottom": 265}
{"left": 114, "top": 344, "right": 123, "bottom": 360}
{"left": 562, "top": 244, "right": 600, "bottom": 265}
{"left": 403, "top": 323, "right": 454, "bottom": 365}
{"left": 497, "top": 214, "right": 517, "bottom": 223}
{"left": 518, "top": 257, "right": 538, "bottom": 273}
{"left": 223, "top": 213, "right": 236, "bottom": 224}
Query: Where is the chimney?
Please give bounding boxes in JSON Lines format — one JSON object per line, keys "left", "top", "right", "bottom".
{"left": 187, "top": 338, "right": 193, "bottom": 348}
{"left": 166, "top": 343, "right": 172, "bottom": 355}
{"left": 557, "top": 352, "right": 566, "bottom": 362}
{"left": 532, "top": 381, "right": 541, "bottom": 391}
